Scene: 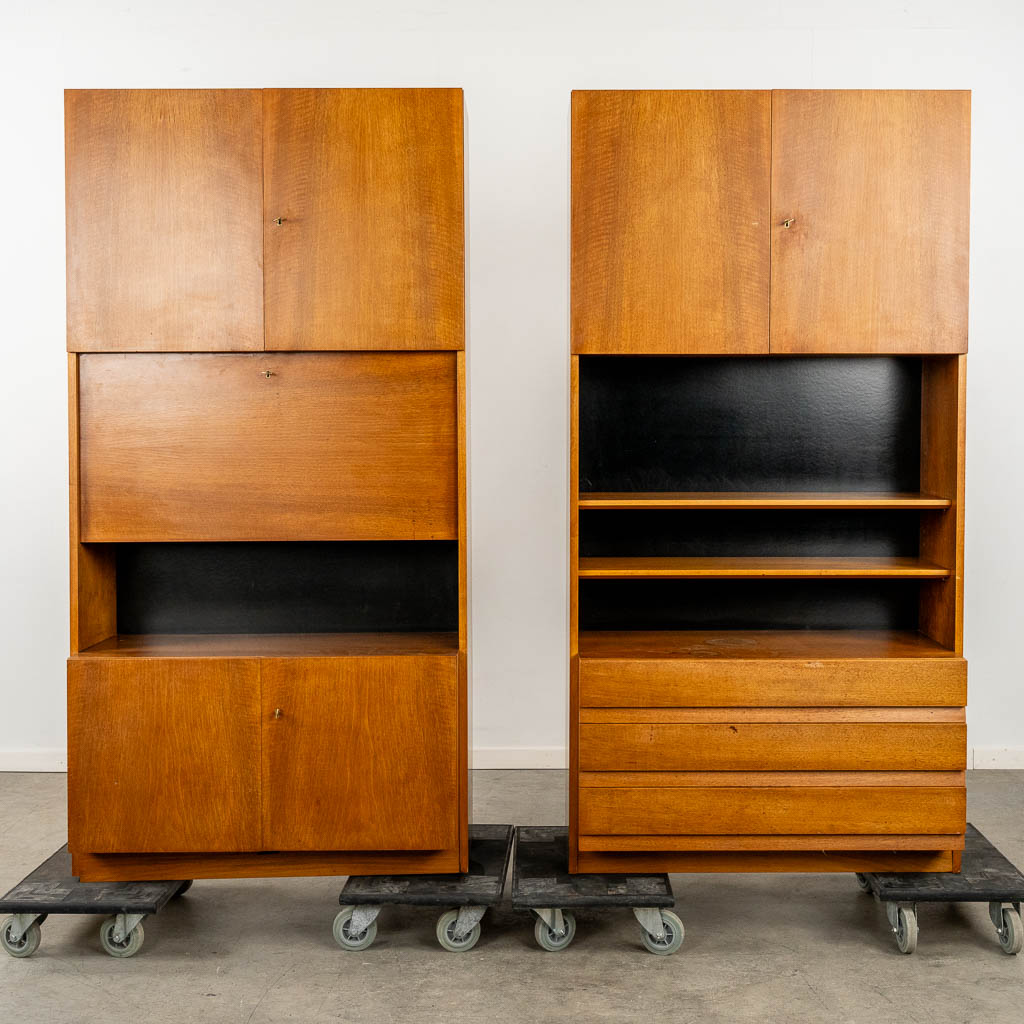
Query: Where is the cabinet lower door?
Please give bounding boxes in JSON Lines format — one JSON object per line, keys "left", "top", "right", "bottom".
{"left": 261, "top": 656, "right": 459, "bottom": 851}
{"left": 67, "top": 658, "right": 262, "bottom": 853}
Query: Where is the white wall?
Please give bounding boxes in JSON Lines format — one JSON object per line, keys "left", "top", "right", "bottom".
{"left": 2, "top": 1, "right": 1023, "bottom": 770}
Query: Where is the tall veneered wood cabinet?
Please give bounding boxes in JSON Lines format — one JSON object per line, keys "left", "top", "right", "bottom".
{"left": 65, "top": 88, "right": 468, "bottom": 881}
{"left": 570, "top": 90, "right": 969, "bottom": 873}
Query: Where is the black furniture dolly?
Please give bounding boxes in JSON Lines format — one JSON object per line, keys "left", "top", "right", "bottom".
{"left": 334, "top": 824, "right": 514, "bottom": 952}
{"left": 855, "top": 824, "right": 1024, "bottom": 955}
{"left": 511, "top": 826, "right": 683, "bottom": 954}
{"left": 0, "top": 845, "right": 190, "bottom": 958}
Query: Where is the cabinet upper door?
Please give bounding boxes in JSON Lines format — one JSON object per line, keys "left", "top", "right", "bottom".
{"left": 261, "top": 656, "right": 460, "bottom": 851}
{"left": 572, "top": 90, "right": 770, "bottom": 355}
{"left": 65, "top": 90, "right": 264, "bottom": 352}
{"left": 771, "top": 90, "right": 970, "bottom": 354}
{"left": 264, "top": 89, "right": 465, "bottom": 351}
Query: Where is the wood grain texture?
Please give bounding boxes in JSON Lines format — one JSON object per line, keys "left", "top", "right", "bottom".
{"left": 580, "top": 708, "right": 964, "bottom": 724}
{"left": 65, "top": 90, "right": 263, "bottom": 352}
{"left": 77, "top": 352, "right": 457, "bottom": 542}
{"left": 579, "top": 786, "right": 965, "bottom": 836}
{"left": 770, "top": 90, "right": 970, "bottom": 354}
{"left": 571, "top": 90, "right": 770, "bottom": 354}
{"left": 569, "top": 356, "right": 580, "bottom": 871}
{"left": 920, "top": 356, "right": 967, "bottom": 651}
{"left": 579, "top": 771, "right": 965, "bottom": 788}
{"left": 75, "top": 633, "right": 459, "bottom": 658}
{"left": 579, "top": 833, "right": 964, "bottom": 852}
{"left": 456, "top": 352, "right": 470, "bottom": 869}
{"left": 68, "top": 658, "right": 261, "bottom": 853}
{"left": 578, "top": 850, "right": 956, "bottom": 873}
{"left": 264, "top": 88, "right": 464, "bottom": 351}
{"left": 260, "top": 657, "right": 458, "bottom": 851}
{"left": 73, "top": 848, "right": 461, "bottom": 882}
{"left": 577, "top": 556, "right": 949, "bottom": 578}
{"left": 578, "top": 492, "right": 951, "bottom": 510}
{"left": 579, "top": 723, "right": 966, "bottom": 771}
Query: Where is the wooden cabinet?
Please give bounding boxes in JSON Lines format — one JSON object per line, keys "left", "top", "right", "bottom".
{"left": 572, "top": 90, "right": 969, "bottom": 356}
{"left": 65, "top": 89, "right": 467, "bottom": 881}
{"left": 65, "top": 90, "right": 264, "bottom": 353}
{"left": 771, "top": 91, "right": 970, "bottom": 354}
{"left": 264, "top": 89, "right": 465, "bottom": 351}
{"left": 68, "top": 659, "right": 262, "bottom": 853}
{"left": 261, "top": 657, "right": 458, "bottom": 851}
{"left": 570, "top": 90, "right": 969, "bottom": 875}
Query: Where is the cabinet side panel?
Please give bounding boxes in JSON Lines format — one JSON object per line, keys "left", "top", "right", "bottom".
{"left": 65, "top": 89, "right": 264, "bottom": 352}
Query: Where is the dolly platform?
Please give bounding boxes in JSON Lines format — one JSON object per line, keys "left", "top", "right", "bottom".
{"left": 335, "top": 824, "right": 514, "bottom": 952}
{"left": 856, "top": 824, "right": 1024, "bottom": 955}
{"left": 511, "top": 826, "right": 683, "bottom": 954}
{"left": 0, "top": 845, "right": 190, "bottom": 958}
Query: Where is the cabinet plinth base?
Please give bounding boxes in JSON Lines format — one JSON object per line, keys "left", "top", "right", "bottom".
{"left": 575, "top": 849, "right": 958, "bottom": 874}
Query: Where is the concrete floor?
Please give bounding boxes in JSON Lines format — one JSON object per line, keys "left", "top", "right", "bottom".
{"left": 0, "top": 771, "right": 1021, "bottom": 1023}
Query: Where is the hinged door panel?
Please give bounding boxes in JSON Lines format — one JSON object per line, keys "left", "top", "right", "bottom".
{"left": 261, "top": 656, "right": 459, "bottom": 851}
{"left": 65, "top": 90, "right": 264, "bottom": 352}
{"left": 771, "top": 90, "right": 970, "bottom": 354}
{"left": 264, "top": 88, "right": 464, "bottom": 351}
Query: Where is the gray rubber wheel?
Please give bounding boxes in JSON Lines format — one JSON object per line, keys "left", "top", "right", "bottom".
{"left": 855, "top": 873, "right": 872, "bottom": 893}
{"left": 996, "top": 907, "right": 1023, "bottom": 955}
{"left": 333, "top": 907, "right": 377, "bottom": 951}
{"left": 174, "top": 880, "right": 193, "bottom": 898}
{"left": 99, "top": 916, "right": 144, "bottom": 958}
{"left": 435, "top": 909, "right": 481, "bottom": 952}
{"left": 894, "top": 906, "right": 918, "bottom": 954}
{"left": 2, "top": 918, "right": 41, "bottom": 958}
{"left": 640, "top": 910, "right": 684, "bottom": 955}
{"left": 533, "top": 911, "right": 576, "bottom": 951}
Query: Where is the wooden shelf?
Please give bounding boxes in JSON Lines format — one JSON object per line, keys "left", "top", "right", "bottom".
{"left": 578, "top": 492, "right": 952, "bottom": 510}
{"left": 577, "top": 629, "right": 959, "bottom": 661}
{"left": 577, "top": 556, "right": 950, "bottom": 579}
{"left": 74, "top": 632, "right": 461, "bottom": 659}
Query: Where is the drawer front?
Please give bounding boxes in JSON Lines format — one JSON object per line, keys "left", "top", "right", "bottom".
{"left": 578, "top": 657, "right": 966, "bottom": 707}
{"left": 68, "top": 658, "right": 262, "bottom": 853}
{"left": 579, "top": 786, "right": 965, "bottom": 836}
{"left": 78, "top": 352, "right": 457, "bottom": 542}
{"left": 261, "top": 655, "right": 459, "bottom": 851}
{"left": 579, "top": 722, "right": 966, "bottom": 772}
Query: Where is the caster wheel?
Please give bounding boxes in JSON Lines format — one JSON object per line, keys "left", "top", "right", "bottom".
{"left": 892, "top": 906, "right": 918, "bottom": 954}
{"left": 333, "top": 907, "right": 377, "bottom": 951}
{"left": 435, "top": 909, "right": 481, "bottom": 952}
{"left": 640, "top": 910, "right": 684, "bottom": 956}
{"left": 100, "top": 917, "right": 144, "bottom": 958}
{"left": 855, "top": 873, "right": 872, "bottom": 894}
{"left": 534, "top": 911, "right": 576, "bottom": 952}
{"left": 996, "top": 907, "right": 1023, "bottom": 955}
{"left": 174, "top": 880, "right": 193, "bottom": 898}
{"left": 2, "top": 917, "right": 41, "bottom": 958}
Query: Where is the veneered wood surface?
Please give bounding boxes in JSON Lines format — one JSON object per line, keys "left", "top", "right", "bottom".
{"left": 77, "top": 352, "right": 457, "bottom": 541}
{"left": 580, "top": 708, "right": 964, "bottom": 724}
{"left": 577, "top": 556, "right": 949, "bottom": 578}
{"left": 920, "top": 356, "right": 967, "bottom": 651}
{"left": 770, "top": 90, "right": 970, "bottom": 354}
{"left": 569, "top": 356, "right": 580, "bottom": 870}
{"left": 68, "top": 659, "right": 261, "bottom": 853}
{"left": 73, "top": 848, "right": 461, "bottom": 882}
{"left": 578, "top": 850, "right": 956, "bottom": 873}
{"left": 261, "top": 657, "right": 459, "bottom": 851}
{"left": 571, "top": 90, "right": 770, "bottom": 354}
{"left": 457, "top": 352, "right": 470, "bottom": 869}
{"left": 75, "top": 633, "right": 459, "bottom": 659}
{"left": 579, "top": 786, "right": 965, "bottom": 836}
{"left": 579, "top": 771, "right": 965, "bottom": 788}
{"left": 579, "top": 833, "right": 963, "bottom": 851}
{"left": 578, "top": 492, "right": 951, "bottom": 510}
{"left": 65, "top": 90, "right": 263, "bottom": 352}
{"left": 579, "top": 723, "right": 965, "bottom": 771}
{"left": 264, "top": 88, "right": 464, "bottom": 351}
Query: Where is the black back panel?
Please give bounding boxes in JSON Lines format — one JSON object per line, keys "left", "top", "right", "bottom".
{"left": 117, "top": 542, "right": 458, "bottom": 634}
{"left": 579, "top": 356, "right": 922, "bottom": 492}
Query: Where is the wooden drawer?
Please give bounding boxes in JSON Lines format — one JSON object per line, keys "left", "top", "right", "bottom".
{"left": 579, "top": 721, "right": 966, "bottom": 772}
{"left": 77, "top": 352, "right": 457, "bottom": 542}
{"left": 261, "top": 655, "right": 459, "bottom": 851}
{"left": 579, "top": 786, "right": 965, "bottom": 836}
{"left": 578, "top": 657, "right": 966, "bottom": 708}
{"left": 68, "top": 658, "right": 261, "bottom": 853}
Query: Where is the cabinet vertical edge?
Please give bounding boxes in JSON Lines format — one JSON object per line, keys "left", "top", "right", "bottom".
{"left": 569, "top": 355, "right": 580, "bottom": 871}
{"left": 457, "top": 349, "right": 470, "bottom": 871}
